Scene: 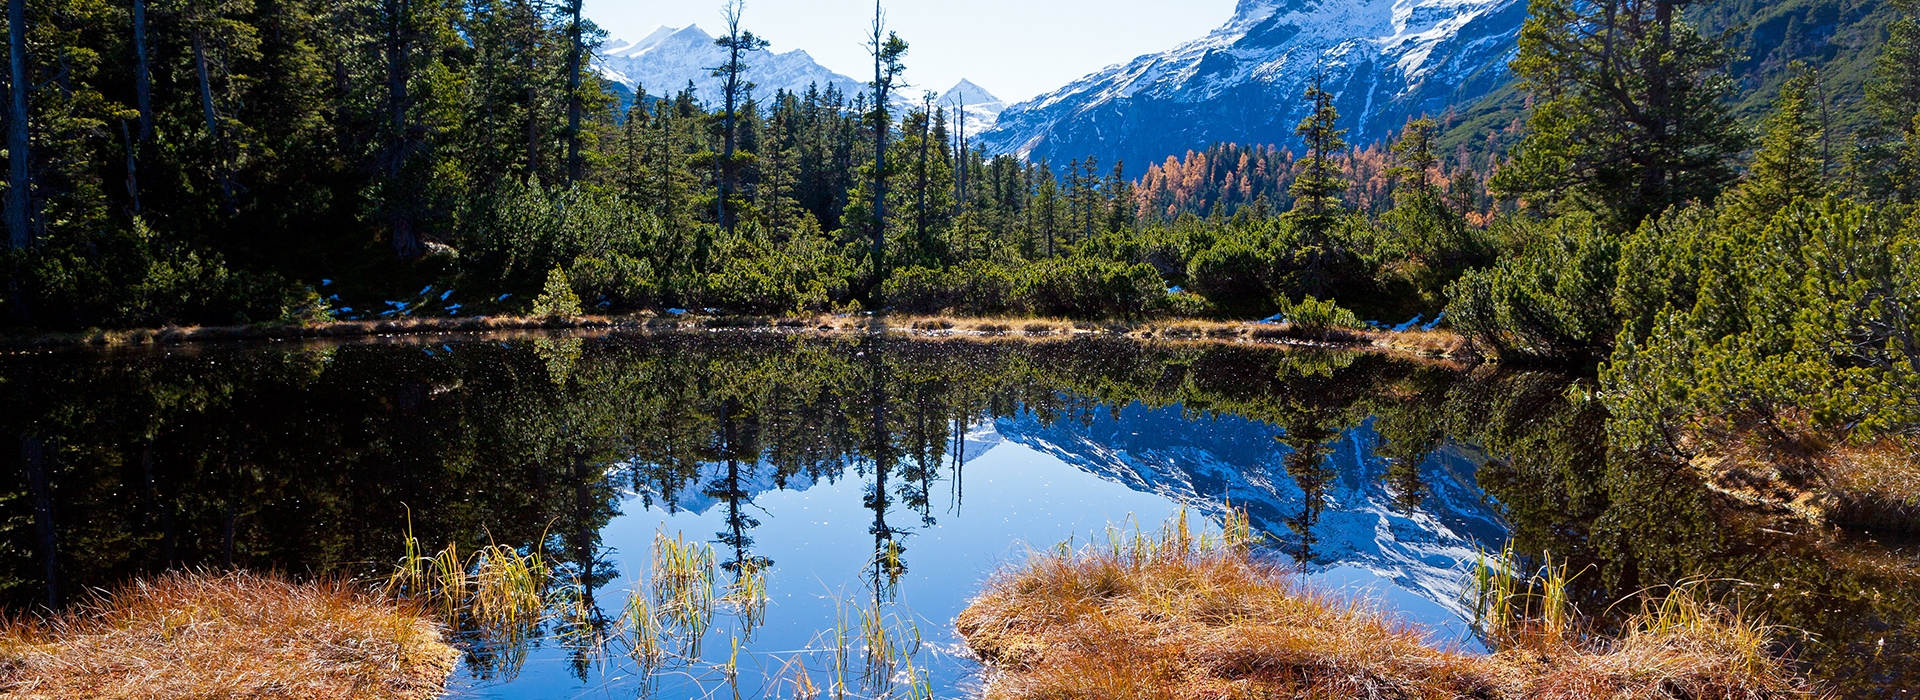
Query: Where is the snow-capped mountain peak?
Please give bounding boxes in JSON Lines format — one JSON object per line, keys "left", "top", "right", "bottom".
{"left": 596, "top": 25, "right": 871, "bottom": 106}
{"left": 978, "top": 0, "right": 1526, "bottom": 174}
{"left": 596, "top": 28, "right": 1005, "bottom": 132}
{"left": 939, "top": 79, "right": 1006, "bottom": 136}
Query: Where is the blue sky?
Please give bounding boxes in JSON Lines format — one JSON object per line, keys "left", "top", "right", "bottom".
{"left": 585, "top": 0, "right": 1238, "bottom": 103}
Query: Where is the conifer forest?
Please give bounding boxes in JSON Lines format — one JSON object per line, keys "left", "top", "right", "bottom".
{"left": 4, "top": 0, "right": 1920, "bottom": 696}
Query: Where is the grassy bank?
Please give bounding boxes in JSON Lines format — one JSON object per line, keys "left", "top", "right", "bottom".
{"left": 0, "top": 572, "right": 458, "bottom": 700}
{"left": 958, "top": 516, "right": 1812, "bottom": 699}
{"left": 1696, "top": 433, "right": 1920, "bottom": 534}
{"left": 0, "top": 312, "right": 1473, "bottom": 359}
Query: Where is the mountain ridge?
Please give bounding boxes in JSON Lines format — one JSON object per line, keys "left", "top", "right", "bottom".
{"left": 597, "top": 25, "right": 1001, "bottom": 127}
{"left": 977, "top": 0, "right": 1527, "bottom": 175}
{"left": 596, "top": 25, "right": 871, "bottom": 104}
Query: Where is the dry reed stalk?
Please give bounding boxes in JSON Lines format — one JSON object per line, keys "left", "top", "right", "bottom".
{"left": 0, "top": 571, "right": 457, "bottom": 700}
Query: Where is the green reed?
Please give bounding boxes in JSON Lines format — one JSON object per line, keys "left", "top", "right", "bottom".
{"left": 622, "top": 591, "right": 666, "bottom": 671}
{"left": 722, "top": 560, "right": 770, "bottom": 635}
{"left": 470, "top": 543, "right": 550, "bottom": 632}
{"left": 1468, "top": 541, "right": 1585, "bottom": 647}
{"left": 650, "top": 530, "right": 717, "bottom": 652}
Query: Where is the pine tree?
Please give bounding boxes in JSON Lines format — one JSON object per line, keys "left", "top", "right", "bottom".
{"left": 1287, "top": 74, "right": 1349, "bottom": 290}
{"left": 1384, "top": 117, "right": 1472, "bottom": 264}
{"left": 1105, "top": 162, "right": 1137, "bottom": 233}
{"left": 534, "top": 265, "right": 583, "bottom": 317}
{"left": 1859, "top": 0, "right": 1920, "bottom": 203}
{"left": 1386, "top": 118, "right": 1440, "bottom": 200}
{"left": 713, "top": 0, "right": 769, "bottom": 232}
{"left": 1493, "top": 0, "right": 1748, "bottom": 229}
{"left": 1733, "top": 65, "right": 1827, "bottom": 219}
{"left": 864, "top": 0, "right": 907, "bottom": 284}
{"left": 562, "top": 0, "right": 588, "bottom": 184}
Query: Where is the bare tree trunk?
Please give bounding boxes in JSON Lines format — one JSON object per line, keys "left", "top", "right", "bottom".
{"left": 564, "top": 0, "right": 584, "bottom": 184}
{"left": 7, "top": 0, "right": 32, "bottom": 250}
{"left": 868, "top": 2, "right": 891, "bottom": 284}
{"left": 124, "top": 0, "right": 151, "bottom": 215}
{"left": 193, "top": 32, "right": 238, "bottom": 215}
{"left": 123, "top": 122, "right": 140, "bottom": 214}
{"left": 719, "top": 50, "right": 739, "bottom": 231}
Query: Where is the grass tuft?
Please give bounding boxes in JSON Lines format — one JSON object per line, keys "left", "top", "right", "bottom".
{"left": 960, "top": 513, "right": 1814, "bottom": 700}
{"left": 0, "top": 571, "right": 457, "bottom": 700}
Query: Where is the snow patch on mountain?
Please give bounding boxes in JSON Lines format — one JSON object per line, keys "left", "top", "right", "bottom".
{"left": 938, "top": 79, "right": 1006, "bottom": 136}
{"left": 596, "top": 25, "right": 870, "bottom": 104}
{"left": 979, "top": 0, "right": 1526, "bottom": 174}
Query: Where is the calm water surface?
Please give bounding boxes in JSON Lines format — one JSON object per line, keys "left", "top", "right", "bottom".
{"left": 3, "top": 332, "right": 1915, "bottom": 698}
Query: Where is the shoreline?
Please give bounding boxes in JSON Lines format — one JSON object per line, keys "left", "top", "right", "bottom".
{"left": 0, "top": 312, "right": 1476, "bottom": 360}
{"left": 10, "top": 317, "right": 1907, "bottom": 534}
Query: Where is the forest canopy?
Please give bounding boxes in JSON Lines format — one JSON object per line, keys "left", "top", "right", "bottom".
{"left": 0, "top": 0, "right": 1911, "bottom": 352}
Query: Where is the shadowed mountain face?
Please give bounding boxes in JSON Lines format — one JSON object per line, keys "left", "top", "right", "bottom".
{"left": 978, "top": 0, "right": 1526, "bottom": 174}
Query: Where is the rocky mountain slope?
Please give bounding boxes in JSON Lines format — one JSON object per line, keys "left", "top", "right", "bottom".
{"left": 978, "top": 0, "right": 1528, "bottom": 175}
{"left": 939, "top": 79, "right": 1007, "bottom": 139}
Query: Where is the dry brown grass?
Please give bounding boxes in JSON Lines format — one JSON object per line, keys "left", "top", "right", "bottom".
{"left": 959, "top": 516, "right": 1813, "bottom": 700}
{"left": 0, "top": 571, "right": 458, "bottom": 700}
{"left": 1822, "top": 438, "right": 1920, "bottom": 531}
{"left": 959, "top": 516, "right": 1503, "bottom": 699}
{"left": 1379, "top": 328, "right": 1474, "bottom": 358}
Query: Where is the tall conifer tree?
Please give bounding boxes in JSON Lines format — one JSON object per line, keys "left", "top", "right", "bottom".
{"left": 1493, "top": 0, "right": 1747, "bottom": 229}
{"left": 714, "top": 0, "right": 768, "bottom": 232}
{"left": 864, "top": 0, "right": 907, "bottom": 284}
{"left": 1288, "top": 74, "right": 1348, "bottom": 290}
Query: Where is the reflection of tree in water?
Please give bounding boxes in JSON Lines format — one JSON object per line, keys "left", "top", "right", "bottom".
{"left": 707, "top": 397, "right": 771, "bottom": 578}
{"left": 861, "top": 336, "right": 908, "bottom": 599}
{"left": 1268, "top": 353, "right": 1370, "bottom": 562}
{"left": 3, "top": 336, "right": 1918, "bottom": 696}
{"left": 1280, "top": 443, "right": 1333, "bottom": 561}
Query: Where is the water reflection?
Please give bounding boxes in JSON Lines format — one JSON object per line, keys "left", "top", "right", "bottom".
{"left": 2, "top": 333, "right": 1916, "bottom": 697}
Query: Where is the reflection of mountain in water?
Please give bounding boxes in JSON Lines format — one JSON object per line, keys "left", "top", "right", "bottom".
{"left": 641, "top": 400, "right": 1506, "bottom": 621}
{"left": 991, "top": 403, "right": 1506, "bottom": 619}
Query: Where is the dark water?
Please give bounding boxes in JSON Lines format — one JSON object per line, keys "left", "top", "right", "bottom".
{"left": 3, "top": 332, "right": 1916, "bottom": 698}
